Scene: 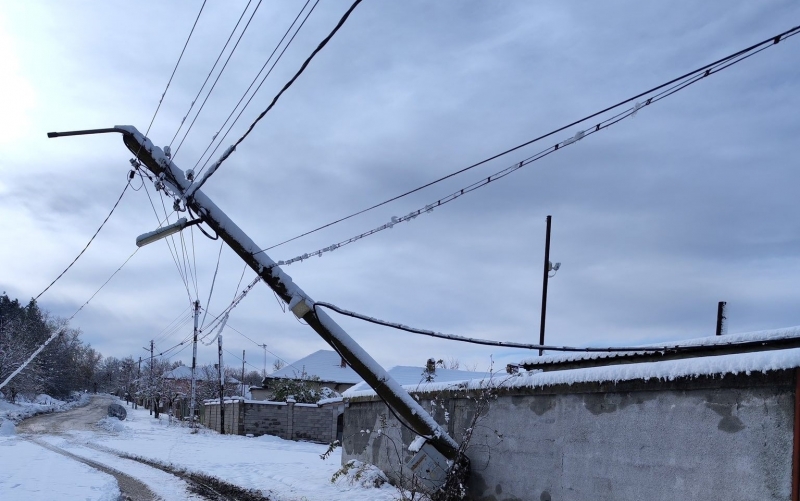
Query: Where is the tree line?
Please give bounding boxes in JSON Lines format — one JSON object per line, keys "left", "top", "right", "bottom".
{"left": 0, "top": 293, "right": 265, "bottom": 405}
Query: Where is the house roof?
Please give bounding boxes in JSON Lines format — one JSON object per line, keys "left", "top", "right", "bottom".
{"left": 268, "top": 350, "right": 361, "bottom": 384}
{"left": 163, "top": 365, "right": 239, "bottom": 383}
{"left": 344, "top": 366, "right": 493, "bottom": 396}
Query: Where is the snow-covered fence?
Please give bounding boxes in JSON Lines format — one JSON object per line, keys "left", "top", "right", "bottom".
{"left": 342, "top": 367, "right": 797, "bottom": 500}
{"left": 204, "top": 397, "right": 344, "bottom": 444}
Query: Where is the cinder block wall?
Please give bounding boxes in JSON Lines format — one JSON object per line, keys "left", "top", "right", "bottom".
{"left": 203, "top": 400, "right": 241, "bottom": 435}
{"left": 242, "top": 401, "right": 290, "bottom": 438}
{"left": 293, "top": 403, "right": 339, "bottom": 443}
{"left": 204, "top": 399, "right": 344, "bottom": 444}
{"left": 341, "top": 370, "right": 795, "bottom": 501}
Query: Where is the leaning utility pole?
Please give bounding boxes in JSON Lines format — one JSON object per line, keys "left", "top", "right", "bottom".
{"left": 48, "top": 126, "right": 460, "bottom": 483}
{"left": 190, "top": 299, "right": 200, "bottom": 427}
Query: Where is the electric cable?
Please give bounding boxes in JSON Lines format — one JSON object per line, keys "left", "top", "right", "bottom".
{"left": 171, "top": 0, "right": 265, "bottom": 159}
{"left": 188, "top": 0, "right": 314, "bottom": 177}
{"left": 34, "top": 182, "right": 129, "bottom": 301}
{"left": 144, "top": 0, "right": 208, "bottom": 138}
{"left": 186, "top": 0, "right": 361, "bottom": 193}
{"left": 200, "top": 241, "right": 225, "bottom": 329}
{"left": 314, "top": 302, "right": 800, "bottom": 354}
{"left": 1, "top": 246, "right": 141, "bottom": 391}
{"left": 139, "top": 179, "right": 193, "bottom": 303}
{"left": 265, "top": 26, "right": 800, "bottom": 268}
{"left": 168, "top": 0, "right": 255, "bottom": 150}
{"left": 253, "top": 23, "right": 800, "bottom": 256}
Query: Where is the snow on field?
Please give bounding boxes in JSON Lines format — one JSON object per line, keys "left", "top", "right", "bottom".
{"left": 87, "top": 403, "right": 399, "bottom": 501}
{"left": 0, "top": 436, "right": 119, "bottom": 501}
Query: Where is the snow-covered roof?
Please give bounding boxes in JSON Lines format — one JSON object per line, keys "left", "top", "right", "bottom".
{"left": 344, "top": 327, "right": 800, "bottom": 399}
{"left": 268, "top": 350, "right": 361, "bottom": 384}
{"left": 344, "top": 366, "right": 493, "bottom": 397}
{"left": 520, "top": 325, "right": 800, "bottom": 366}
{"left": 163, "top": 365, "right": 239, "bottom": 383}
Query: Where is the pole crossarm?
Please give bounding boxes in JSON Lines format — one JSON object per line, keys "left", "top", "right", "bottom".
{"left": 114, "top": 125, "right": 459, "bottom": 458}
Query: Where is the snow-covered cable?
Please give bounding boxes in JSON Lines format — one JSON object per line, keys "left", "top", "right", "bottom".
{"left": 253, "top": 23, "right": 800, "bottom": 256}
{"left": 201, "top": 312, "right": 229, "bottom": 346}
{"left": 313, "top": 302, "right": 800, "bottom": 354}
{"left": 265, "top": 34, "right": 798, "bottom": 270}
{"left": 0, "top": 246, "right": 142, "bottom": 391}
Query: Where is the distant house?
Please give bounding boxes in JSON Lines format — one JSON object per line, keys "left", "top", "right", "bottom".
{"left": 251, "top": 350, "right": 362, "bottom": 401}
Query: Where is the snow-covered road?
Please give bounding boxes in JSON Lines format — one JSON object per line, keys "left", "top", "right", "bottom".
{"left": 1, "top": 394, "right": 397, "bottom": 500}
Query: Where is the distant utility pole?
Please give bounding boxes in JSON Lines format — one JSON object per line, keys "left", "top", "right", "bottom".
{"left": 218, "top": 334, "right": 225, "bottom": 435}
{"left": 715, "top": 301, "right": 727, "bottom": 336}
{"left": 190, "top": 300, "right": 200, "bottom": 427}
{"left": 261, "top": 344, "right": 267, "bottom": 379}
{"left": 241, "top": 350, "right": 246, "bottom": 397}
{"left": 539, "top": 216, "right": 552, "bottom": 356}
{"left": 149, "top": 340, "right": 154, "bottom": 413}
{"left": 136, "top": 356, "right": 141, "bottom": 410}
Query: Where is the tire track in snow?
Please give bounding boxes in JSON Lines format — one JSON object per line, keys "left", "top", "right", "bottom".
{"left": 27, "top": 437, "right": 158, "bottom": 501}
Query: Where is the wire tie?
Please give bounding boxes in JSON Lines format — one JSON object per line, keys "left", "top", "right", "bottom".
{"left": 773, "top": 35, "right": 781, "bottom": 44}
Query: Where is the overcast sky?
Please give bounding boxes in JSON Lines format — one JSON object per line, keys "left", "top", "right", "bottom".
{"left": 1, "top": 1, "right": 798, "bottom": 376}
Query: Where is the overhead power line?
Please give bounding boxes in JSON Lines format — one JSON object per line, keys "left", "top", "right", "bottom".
{"left": 171, "top": 0, "right": 265, "bottom": 159}
{"left": 190, "top": 0, "right": 317, "bottom": 178}
{"left": 34, "top": 181, "right": 129, "bottom": 301}
{"left": 186, "top": 0, "right": 363, "bottom": 196}
{"left": 254, "top": 23, "right": 800, "bottom": 256}
{"left": 313, "top": 301, "right": 800, "bottom": 354}
{"left": 144, "top": 0, "right": 208, "bottom": 137}
{"left": 0, "top": 246, "right": 141, "bottom": 391}
{"left": 263, "top": 26, "right": 800, "bottom": 269}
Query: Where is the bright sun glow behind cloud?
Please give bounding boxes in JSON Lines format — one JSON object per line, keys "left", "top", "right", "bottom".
{"left": 0, "top": 13, "right": 35, "bottom": 146}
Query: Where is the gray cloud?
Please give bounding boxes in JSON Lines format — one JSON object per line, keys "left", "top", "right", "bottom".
{"left": 1, "top": 0, "right": 798, "bottom": 373}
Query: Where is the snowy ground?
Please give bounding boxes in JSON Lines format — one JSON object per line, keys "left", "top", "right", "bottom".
{"left": 0, "top": 394, "right": 399, "bottom": 500}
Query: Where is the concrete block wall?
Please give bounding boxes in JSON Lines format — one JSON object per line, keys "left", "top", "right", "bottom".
{"left": 204, "top": 398, "right": 344, "bottom": 444}
{"left": 341, "top": 370, "right": 796, "bottom": 501}
{"left": 204, "top": 400, "right": 242, "bottom": 435}
{"left": 242, "top": 401, "right": 289, "bottom": 439}
{"left": 293, "top": 403, "right": 339, "bottom": 443}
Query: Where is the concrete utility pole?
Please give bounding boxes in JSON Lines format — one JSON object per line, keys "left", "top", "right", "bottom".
{"left": 218, "top": 334, "right": 225, "bottom": 435}
{"left": 241, "top": 350, "right": 246, "bottom": 397}
{"left": 108, "top": 126, "right": 458, "bottom": 461}
{"left": 136, "top": 356, "right": 141, "bottom": 410}
{"left": 149, "top": 340, "right": 154, "bottom": 414}
{"left": 190, "top": 299, "right": 200, "bottom": 427}
{"left": 261, "top": 344, "right": 267, "bottom": 379}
